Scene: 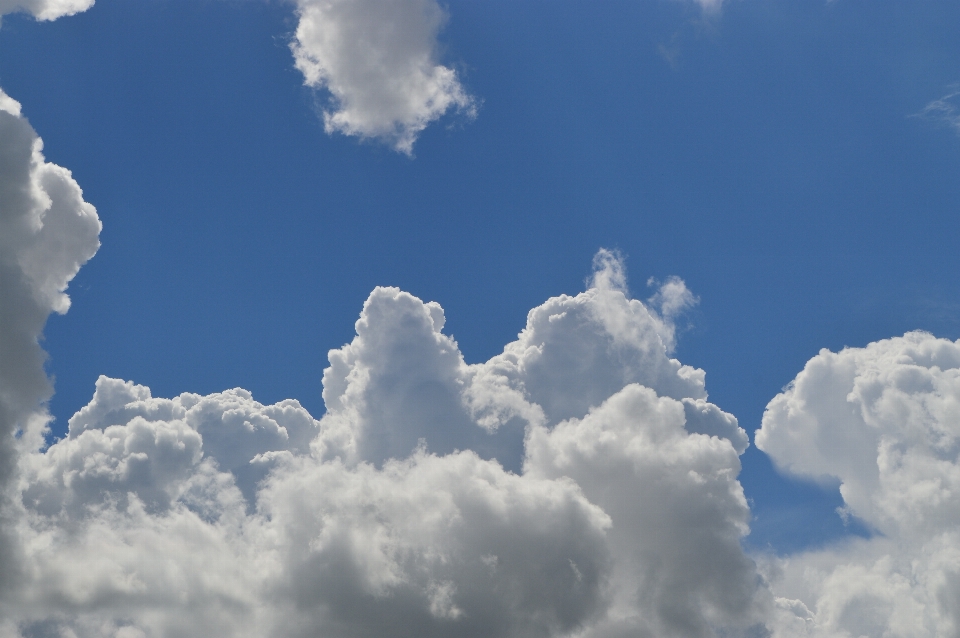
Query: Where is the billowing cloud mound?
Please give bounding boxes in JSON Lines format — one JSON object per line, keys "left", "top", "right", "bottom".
{"left": 0, "top": 253, "right": 772, "bottom": 637}
{"left": 291, "top": 0, "right": 476, "bottom": 154}
{"left": 758, "top": 332, "right": 960, "bottom": 637}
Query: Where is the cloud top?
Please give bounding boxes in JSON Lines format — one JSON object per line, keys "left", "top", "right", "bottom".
{"left": 291, "top": 0, "right": 476, "bottom": 155}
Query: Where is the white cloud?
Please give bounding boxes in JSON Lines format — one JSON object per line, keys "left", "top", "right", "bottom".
{"left": 758, "top": 331, "right": 960, "bottom": 637}
{"left": 259, "top": 450, "right": 612, "bottom": 638}
{"left": 0, "top": 89, "right": 101, "bottom": 440}
{"left": 0, "top": 0, "right": 92, "bottom": 21}
{"left": 914, "top": 86, "right": 960, "bottom": 136}
{"left": 525, "top": 385, "right": 764, "bottom": 637}
{"left": 0, "top": 251, "right": 772, "bottom": 637}
{"left": 314, "top": 250, "right": 719, "bottom": 468}
{"left": 0, "top": 0, "right": 99, "bottom": 600}
{"left": 291, "top": 0, "right": 477, "bottom": 155}
{"left": 12, "top": 380, "right": 612, "bottom": 637}
{"left": 0, "top": 87, "right": 100, "bottom": 604}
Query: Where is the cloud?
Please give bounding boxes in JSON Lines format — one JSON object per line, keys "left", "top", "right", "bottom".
{"left": 0, "top": 252, "right": 773, "bottom": 637}
{"left": 315, "top": 249, "right": 720, "bottom": 469}
{"left": 0, "top": 87, "right": 100, "bottom": 603}
{"left": 0, "top": 0, "right": 92, "bottom": 21}
{"left": 913, "top": 86, "right": 960, "bottom": 136}
{"left": 758, "top": 331, "right": 960, "bottom": 636}
{"left": 290, "top": 0, "right": 477, "bottom": 155}
{"left": 692, "top": 0, "right": 724, "bottom": 15}
{"left": 525, "top": 385, "right": 763, "bottom": 637}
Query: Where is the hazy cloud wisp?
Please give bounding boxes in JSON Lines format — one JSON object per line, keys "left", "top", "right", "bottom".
{"left": 915, "top": 87, "right": 960, "bottom": 136}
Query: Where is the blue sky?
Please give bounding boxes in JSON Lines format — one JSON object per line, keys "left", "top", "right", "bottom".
{"left": 2, "top": 1, "right": 960, "bottom": 636}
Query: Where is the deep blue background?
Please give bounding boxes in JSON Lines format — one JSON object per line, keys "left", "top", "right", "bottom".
{"left": 2, "top": 0, "right": 959, "bottom": 553}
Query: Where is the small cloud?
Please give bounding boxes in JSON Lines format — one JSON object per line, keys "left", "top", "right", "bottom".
{"left": 0, "top": 0, "right": 94, "bottom": 22}
{"left": 291, "top": 0, "right": 477, "bottom": 155}
{"left": 693, "top": 0, "right": 724, "bottom": 15}
{"left": 912, "top": 85, "right": 960, "bottom": 135}
{"left": 657, "top": 40, "right": 682, "bottom": 71}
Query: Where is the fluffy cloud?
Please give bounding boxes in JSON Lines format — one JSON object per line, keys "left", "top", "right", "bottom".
{"left": 314, "top": 248, "right": 734, "bottom": 469}
{"left": 0, "top": 0, "right": 92, "bottom": 21}
{"left": 259, "top": 450, "right": 611, "bottom": 638}
{"left": 0, "top": 89, "right": 101, "bottom": 449}
{"left": 20, "top": 376, "right": 319, "bottom": 516}
{"left": 0, "top": 253, "right": 772, "bottom": 637}
{"left": 291, "top": 0, "right": 476, "bottom": 154}
{"left": 525, "top": 385, "right": 764, "bottom": 637}
{"left": 758, "top": 332, "right": 960, "bottom": 637}
{"left": 0, "top": 88, "right": 100, "bottom": 603}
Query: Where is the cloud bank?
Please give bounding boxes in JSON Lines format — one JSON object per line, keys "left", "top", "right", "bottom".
{"left": 0, "top": 250, "right": 779, "bottom": 637}
{"left": 290, "top": 0, "right": 476, "bottom": 155}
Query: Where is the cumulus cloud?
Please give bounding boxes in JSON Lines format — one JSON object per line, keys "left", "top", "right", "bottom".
{"left": 0, "top": 87, "right": 100, "bottom": 602}
{"left": 290, "top": 0, "right": 477, "bottom": 154}
{"left": 526, "top": 385, "right": 763, "bottom": 637}
{"left": 315, "top": 248, "right": 720, "bottom": 469}
{"left": 0, "top": 251, "right": 775, "bottom": 637}
{"left": 758, "top": 331, "right": 960, "bottom": 636}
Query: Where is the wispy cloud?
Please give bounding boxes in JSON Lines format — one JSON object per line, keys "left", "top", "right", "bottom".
{"left": 290, "top": 0, "right": 477, "bottom": 155}
{"left": 913, "top": 85, "right": 960, "bottom": 135}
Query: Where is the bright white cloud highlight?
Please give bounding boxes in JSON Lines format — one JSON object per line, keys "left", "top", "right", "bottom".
{"left": 0, "top": 253, "right": 775, "bottom": 637}
{"left": 291, "top": 0, "right": 476, "bottom": 155}
{"left": 758, "top": 332, "right": 960, "bottom": 637}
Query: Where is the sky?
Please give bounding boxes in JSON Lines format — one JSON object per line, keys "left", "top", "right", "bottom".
{"left": 1, "top": 0, "right": 960, "bottom": 636}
